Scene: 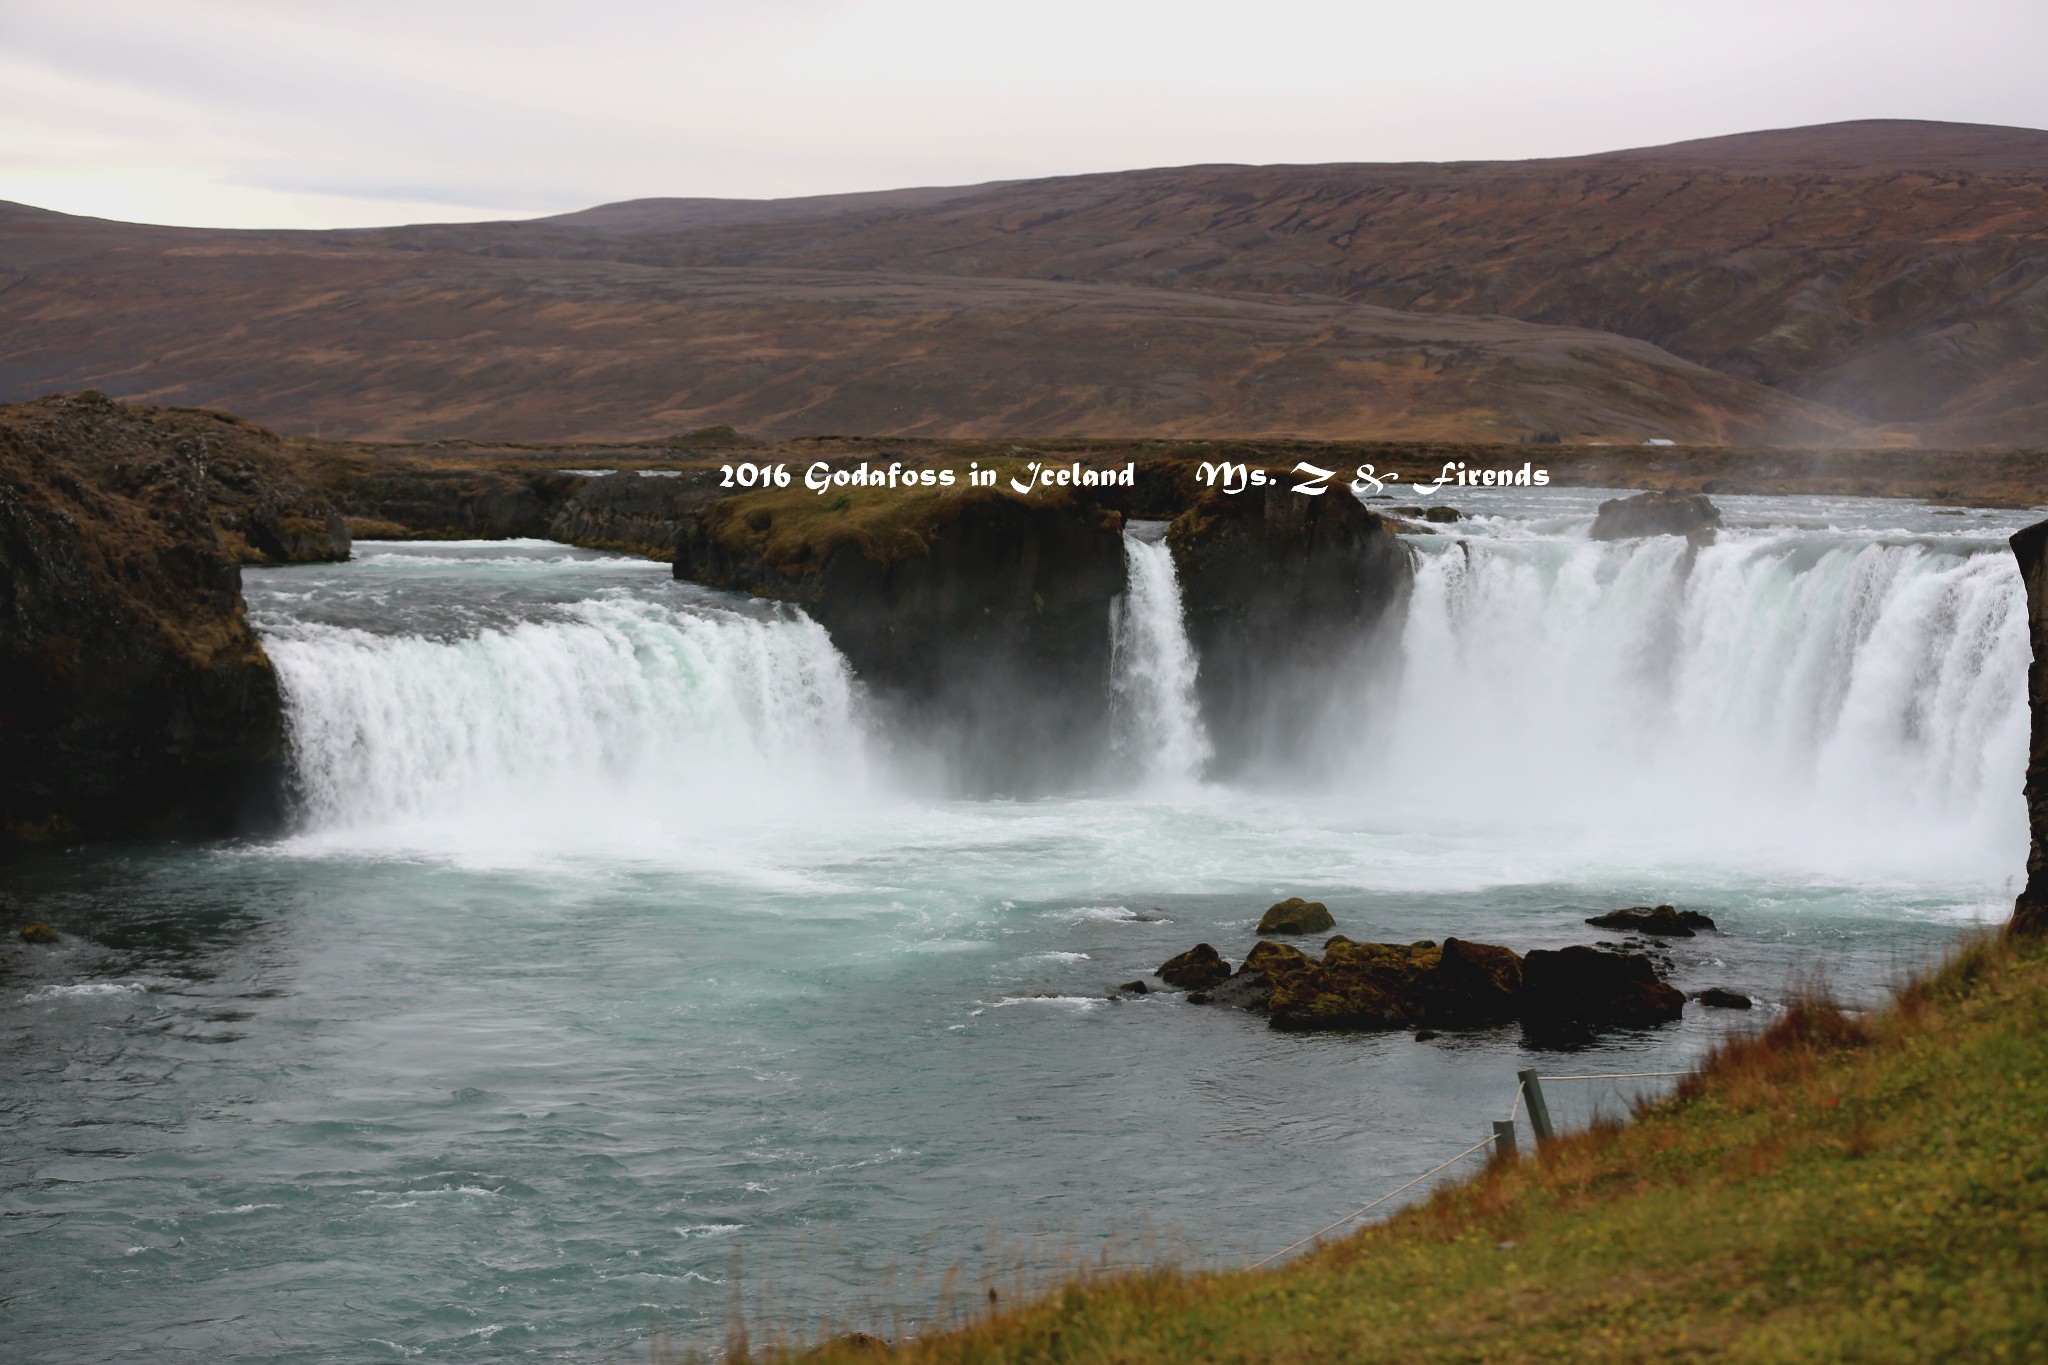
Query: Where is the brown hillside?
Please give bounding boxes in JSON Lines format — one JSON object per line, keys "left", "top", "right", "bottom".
{"left": 0, "top": 243, "right": 1869, "bottom": 444}
{"left": 520, "top": 121, "right": 2048, "bottom": 444}
{"left": 1, "top": 119, "right": 2043, "bottom": 443}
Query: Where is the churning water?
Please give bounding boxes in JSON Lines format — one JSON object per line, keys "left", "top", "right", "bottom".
{"left": 1, "top": 495, "right": 2034, "bottom": 1361}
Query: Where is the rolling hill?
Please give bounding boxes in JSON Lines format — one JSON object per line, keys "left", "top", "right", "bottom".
{"left": 2, "top": 120, "right": 2043, "bottom": 444}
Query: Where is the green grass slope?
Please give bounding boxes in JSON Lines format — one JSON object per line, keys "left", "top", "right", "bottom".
{"left": 776, "top": 933, "right": 2048, "bottom": 1363}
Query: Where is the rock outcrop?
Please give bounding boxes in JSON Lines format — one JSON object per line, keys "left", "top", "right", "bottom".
{"left": 1693, "top": 988, "right": 1753, "bottom": 1010}
{"left": 676, "top": 480, "right": 1126, "bottom": 794}
{"left": 1589, "top": 489, "right": 1723, "bottom": 542}
{"left": 2011, "top": 519, "right": 2048, "bottom": 936}
{"left": 1255, "top": 897, "right": 1335, "bottom": 935}
{"left": 316, "top": 459, "right": 582, "bottom": 541}
{"left": 1157, "top": 943, "right": 1232, "bottom": 990}
{"left": 0, "top": 392, "right": 294, "bottom": 842}
{"left": 1585, "top": 905, "right": 1718, "bottom": 937}
{"left": 547, "top": 470, "right": 727, "bottom": 558}
{"left": 1157, "top": 930, "right": 1681, "bottom": 1036}
{"left": 1167, "top": 476, "right": 1410, "bottom": 777}
{"left": 1520, "top": 946, "right": 1687, "bottom": 1030}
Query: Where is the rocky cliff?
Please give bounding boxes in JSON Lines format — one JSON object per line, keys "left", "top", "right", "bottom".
{"left": 2011, "top": 519, "right": 2048, "bottom": 935}
{"left": 547, "top": 469, "right": 726, "bottom": 558}
{"left": 676, "top": 479, "right": 1126, "bottom": 793}
{"left": 1167, "top": 476, "right": 1412, "bottom": 777}
{"left": 312, "top": 458, "right": 581, "bottom": 541}
{"left": 0, "top": 393, "right": 301, "bottom": 841}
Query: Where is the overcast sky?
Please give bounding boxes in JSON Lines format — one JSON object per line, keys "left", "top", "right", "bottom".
{"left": 3, "top": 0, "right": 2044, "bottom": 229}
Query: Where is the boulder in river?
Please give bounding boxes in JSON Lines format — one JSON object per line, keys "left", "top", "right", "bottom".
{"left": 1157, "top": 943, "right": 1232, "bottom": 990}
{"left": 1585, "top": 905, "right": 1718, "bottom": 937}
{"left": 1589, "top": 490, "right": 1722, "bottom": 542}
{"left": 1692, "top": 987, "right": 1754, "bottom": 1010}
{"left": 1520, "top": 946, "right": 1686, "bottom": 1029}
{"left": 19, "top": 922, "right": 59, "bottom": 944}
{"left": 1255, "top": 897, "right": 1335, "bottom": 935}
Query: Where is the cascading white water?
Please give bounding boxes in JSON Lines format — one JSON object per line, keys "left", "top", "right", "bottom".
{"left": 1369, "top": 527, "right": 2031, "bottom": 884}
{"left": 264, "top": 593, "right": 871, "bottom": 846}
{"left": 1109, "top": 528, "right": 1211, "bottom": 787}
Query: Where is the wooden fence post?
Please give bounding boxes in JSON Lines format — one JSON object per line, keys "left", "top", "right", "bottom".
{"left": 1491, "top": 1119, "right": 1518, "bottom": 1158}
{"left": 1517, "top": 1069, "right": 1555, "bottom": 1144}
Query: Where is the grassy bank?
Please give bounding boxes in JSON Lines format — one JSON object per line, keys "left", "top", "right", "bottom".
{"left": 760, "top": 933, "right": 2048, "bottom": 1362}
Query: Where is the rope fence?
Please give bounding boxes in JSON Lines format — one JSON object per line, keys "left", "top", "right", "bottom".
{"left": 1249, "top": 1064, "right": 1698, "bottom": 1270}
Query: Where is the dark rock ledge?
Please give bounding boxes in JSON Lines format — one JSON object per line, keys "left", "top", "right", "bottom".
{"left": 1150, "top": 933, "right": 1686, "bottom": 1036}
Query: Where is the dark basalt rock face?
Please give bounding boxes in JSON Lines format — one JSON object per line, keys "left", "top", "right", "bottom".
{"left": 2012, "top": 519, "right": 2048, "bottom": 936}
{"left": 1520, "top": 946, "right": 1687, "bottom": 1029}
{"left": 677, "top": 483, "right": 1126, "bottom": 794}
{"left": 548, "top": 470, "right": 727, "bottom": 558}
{"left": 1589, "top": 489, "right": 1723, "bottom": 542}
{"left": 1586, "top": 905, "right": 1718, "bottom": 937}
{"left": 1167, "top": 477, "right": 1411, "bottom": 778}
{"left": 319, "top": 462, "right": 582, "bottom": 541}
{"left": 0, "top": 392, "right": 295, "bottom": 843}
{"left": 1255, "top": 897, "right": 1335, "bottom": 935}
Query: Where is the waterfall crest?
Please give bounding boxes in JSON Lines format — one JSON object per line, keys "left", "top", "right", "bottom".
{"left": 1371, "top": 530, "right": 2030, "bottom": 882}
{"left": 1110, "top": 529, "right": 1212, "bottom": 787}
{"left": 265, "top": 596, "right": 870, "bottom": 837}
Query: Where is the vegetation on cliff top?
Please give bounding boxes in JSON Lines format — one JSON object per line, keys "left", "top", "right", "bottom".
{"left": 756, "top": 931, "right": 2048, "bottom": 1363}
{"left": 693, "top": 466, "right": 1113, "bottom": 582}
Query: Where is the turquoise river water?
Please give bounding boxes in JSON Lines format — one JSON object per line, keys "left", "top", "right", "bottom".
{"left": 1, "top": 488, "right": 2034, "bottom": 1360}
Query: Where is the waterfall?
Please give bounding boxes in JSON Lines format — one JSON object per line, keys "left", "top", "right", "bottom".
{"left": 1369, "top": 529, "right": 2031, "bottom": 884}
{"left": 1109, "top": 527, "right": 1212, "bottom": 787}
{"left": 263, "top": 594, "right": 871, "bottom": 844}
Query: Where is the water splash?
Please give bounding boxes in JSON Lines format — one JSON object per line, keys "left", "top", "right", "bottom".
{"left": 1109, "top": 529, "right": 1211, "bottom": 787}
{"left": 1370, "top": 528, "right": 2029, "bottom": 884}
{"left": 264, "top": 595, "right": 871, "bottom": 851}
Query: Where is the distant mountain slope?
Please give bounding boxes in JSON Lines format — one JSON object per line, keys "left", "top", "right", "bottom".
{"left": 0, "top": 120, "right": 2040, "bottom": 443}
{"left": 0, "top": 243, "right": 1866, "bottom": 443}
{"left": 487, "top": 120, "right": 2046, "bottom": 443}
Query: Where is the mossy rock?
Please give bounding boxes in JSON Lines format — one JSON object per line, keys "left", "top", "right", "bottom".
{"left": 20, "top": 922, "right": 60, "bottom": 944}
{"left": 1157, "top": 943, "right": 1232, "bottom": 990}
{"left": 1256, "top": 897, "right": 1335, "bottom": 935}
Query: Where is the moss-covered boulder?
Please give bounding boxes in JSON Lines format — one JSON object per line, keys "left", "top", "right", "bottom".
{"left": 1158, "top": 943, "right": 1232, "bottom": 990}
{"left": 1255, "top": 897, "right": 1335, "bottom": 935}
